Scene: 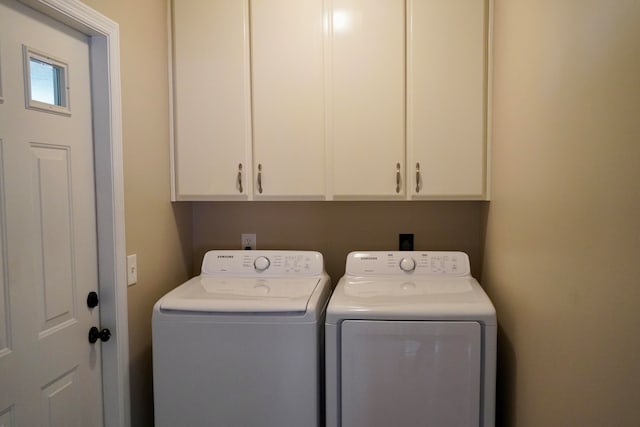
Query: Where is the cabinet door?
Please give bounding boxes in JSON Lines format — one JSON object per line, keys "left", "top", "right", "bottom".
{"left": 172, "top": 0, "right": 252, "bottom": 200}
{"left": 251, "top": 0, "right": 326, "bottom": 199}
{"left": 331, "top": 0, "right": 406, "bottom": 199}
{"left": 408, "top": 0, "right": 488, "bottom": 199}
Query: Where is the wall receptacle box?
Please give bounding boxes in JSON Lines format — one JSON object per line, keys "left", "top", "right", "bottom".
{"left": 399, "top": 234, "right": 414, "bottom": 251}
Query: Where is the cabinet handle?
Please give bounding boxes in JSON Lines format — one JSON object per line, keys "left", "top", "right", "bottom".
{"left": 416, "top": 162, "right": 421, "bottom": 193}
{"left": 257, "top": 164, "right": 263, "bottom": 194}
{"left": 396, "top": 162, "right": 401, "bottom": 193}
{"left": 237, "top": 163, "right": 243, "bottom": 193}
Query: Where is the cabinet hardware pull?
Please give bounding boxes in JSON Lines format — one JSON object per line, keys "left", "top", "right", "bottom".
{"left": 416, "top": 162, "right": 421, "bottom": 193}
{"left": 396, "top": 162, "right": 401, "bottom": 193}
{"left": 257, "top": 164, "right": 263, "bottom": 194}
{"left": 237, "top": 163, "right": 243, "bottom": 193}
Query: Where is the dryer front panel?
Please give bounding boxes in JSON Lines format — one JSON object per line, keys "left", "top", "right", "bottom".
{"left": 340, "top": 320, "right": 481, "bottom": 427}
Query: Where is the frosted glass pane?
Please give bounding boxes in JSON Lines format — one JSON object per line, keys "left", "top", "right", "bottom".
{"left": 30, "top": 58, "right": 61, "bottom": 105}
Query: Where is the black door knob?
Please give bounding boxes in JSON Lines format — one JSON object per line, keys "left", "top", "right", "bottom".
{"left": 87, "top": 291, "right": 99, "bottom": 308}
{"left": 88, "top": 326, "right": 111, "bottom": 344}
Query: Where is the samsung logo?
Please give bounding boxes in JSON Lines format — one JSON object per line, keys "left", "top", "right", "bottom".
{"left": 217, "top": 255, "right": 234, "bottom": 259}
{"left": 360, "top": 257, "right": 378, "bottom": 261}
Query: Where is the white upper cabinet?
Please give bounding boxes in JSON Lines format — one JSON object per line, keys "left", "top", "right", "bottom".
{"left": 171, "top": 0, "right": 252, "bottom": 200}
{"left": 251, "top": 0, "right": 326, "bottom": 199}
{"left": 407, "top": 0, "right": 489, "bottom": 199}
{"left": 330, "top": 0, "right": 406, "bottom": 199}
{"left": 169, "top": 0, "right": 491, "bottom": 201}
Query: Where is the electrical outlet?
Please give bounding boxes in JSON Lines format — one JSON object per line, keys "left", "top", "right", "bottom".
{"left": 127, "top": 254, "right": 137, "bottom": 286}
{"left": 241, "top": 233, "right": 256, "bottom": 250}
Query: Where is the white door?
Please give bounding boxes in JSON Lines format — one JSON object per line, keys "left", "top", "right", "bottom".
{"left": 0, "top": 0, "right": 104, "bottom": 425}
{"left": 340, "top": 320, "right": 482, "bottom": 427}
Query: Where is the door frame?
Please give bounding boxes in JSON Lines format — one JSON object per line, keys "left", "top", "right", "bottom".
{"left": 17, "top": 0, "right": 130, "bottom": 426}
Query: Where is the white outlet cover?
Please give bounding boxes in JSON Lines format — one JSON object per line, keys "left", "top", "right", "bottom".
{"left": 241, "top": 233, "right": 256, "bottom": 250}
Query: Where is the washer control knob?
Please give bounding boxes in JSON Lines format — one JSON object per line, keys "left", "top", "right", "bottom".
{"left": 254, "top": 256, "right": 271, "bottom": 272}
{"left": 399, "top": 257, "right": 416, "bottom": 272}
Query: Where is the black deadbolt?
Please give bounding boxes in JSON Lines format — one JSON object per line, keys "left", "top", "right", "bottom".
{"left": 87, "top": 291, "right": 99, "bottom": 308}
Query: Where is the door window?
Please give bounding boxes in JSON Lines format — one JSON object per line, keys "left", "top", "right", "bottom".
{"left": 23, "top": 46, "right": 70, "bottom": 115}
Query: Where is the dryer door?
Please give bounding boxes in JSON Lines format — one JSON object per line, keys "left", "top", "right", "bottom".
{"left": 340, "top": 320, "right": 482, "bottom": 427}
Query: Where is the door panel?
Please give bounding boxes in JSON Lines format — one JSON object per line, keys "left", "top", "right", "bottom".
{"left": 341, "top": 320, "right": 481, "bottom": 427}
{"left": 31, "top": 144, "right": 76, "bottom": 333}
{"left": 41, "top": 368, "right": 80, "bottom": 427}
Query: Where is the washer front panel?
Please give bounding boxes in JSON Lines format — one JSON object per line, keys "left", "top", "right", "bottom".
{"left": 153, "top": 316, "right": 321, "bottom": 426}
{"left": 340, "top": 320, "right": 481, "bottom": 427}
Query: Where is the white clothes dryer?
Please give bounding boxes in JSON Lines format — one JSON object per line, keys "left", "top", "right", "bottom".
{"left": 326, "top": 251, "right": 496, "bottom": 427}
{"left": 153, "top": 250, "right": 332, "bottom": 427}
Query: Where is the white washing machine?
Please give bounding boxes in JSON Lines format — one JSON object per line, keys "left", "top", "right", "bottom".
{"left": 153, "top": 250, "right": 332, "bottom": 427}
{"left": 326, "top": 251, "right": 496, "bottom": 427}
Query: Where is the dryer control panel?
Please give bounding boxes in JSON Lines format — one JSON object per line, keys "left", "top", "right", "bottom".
{"left": 346, "top": 251, "right": 470, "bottom": 276}
{"left": 201, "top": 250, "right": 324, "bottom": 276}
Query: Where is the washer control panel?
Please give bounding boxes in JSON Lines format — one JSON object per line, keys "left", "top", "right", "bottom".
{"left": 346, "top": 251, "right": 470, "bottom": 276}
{"left": 201, "top": 250, "right": 324, "bottom": 276}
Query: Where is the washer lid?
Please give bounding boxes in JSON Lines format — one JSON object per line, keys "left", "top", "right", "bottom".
{"left": 159, "top": 276, "right": 322, "bottom": 313}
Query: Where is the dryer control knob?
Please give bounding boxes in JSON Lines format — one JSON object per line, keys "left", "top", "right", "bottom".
{"left": 254, "top": 256, "right": 271, "bottom": 272}
{"left": 399, "top": 257, "right": 416, "bottom": 272}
